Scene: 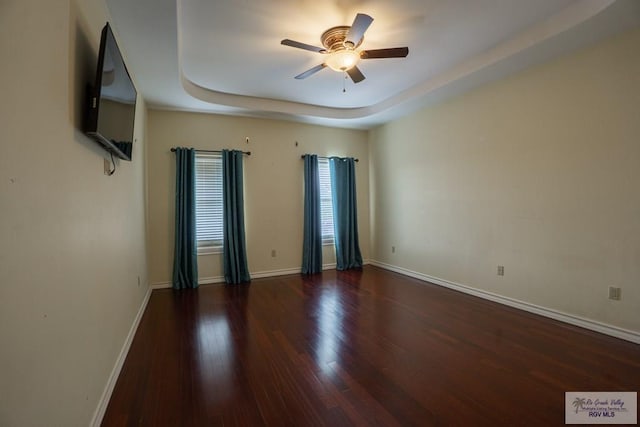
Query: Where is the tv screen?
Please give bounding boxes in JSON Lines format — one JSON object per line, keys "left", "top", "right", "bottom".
{"left": 86, "top": 23, "right": 137, "bottom": 161}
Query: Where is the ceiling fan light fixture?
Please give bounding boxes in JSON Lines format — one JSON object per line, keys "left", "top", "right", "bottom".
{"left": 282, "top": 13, "right": 408, "bottom": 84}
{"left": 325, "top": 49, "right": 360, "bottom": 72}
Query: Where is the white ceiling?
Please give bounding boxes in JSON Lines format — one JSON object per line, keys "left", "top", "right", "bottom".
{"left": 106, "top": 0, "right": 640, "bottom": 129}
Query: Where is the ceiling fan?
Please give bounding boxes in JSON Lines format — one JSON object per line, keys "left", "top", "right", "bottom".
{"left": 281, "top": 13, "right": 409, "bottom": 84}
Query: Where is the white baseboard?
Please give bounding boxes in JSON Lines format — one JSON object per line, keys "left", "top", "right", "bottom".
{"left": 151, "top": 275, "right": 225, "bottom": 289}
{"left": 251, "top": 267, "right": 302, "bottom": 279}
{"left": 369, "top": 260, "right": 640, "bottom": 345}
{"left": 322, "top": 263, "right": 337, "bottom": 271}
{"left": 200, "top": 275, "right": 225, "bottom": 285}
{"left": 150, "top": 281, "right": 172, "bottom": 289}
{"left": 90, "top": 285, "right": 153, "bottom": 427}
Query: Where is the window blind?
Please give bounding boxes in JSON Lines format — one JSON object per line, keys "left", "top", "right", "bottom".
{"left": 195, "top": 153, "right": 223, "bottom": 248}
{"left": 318, "top": 158, "right": 334, "bottom": 244}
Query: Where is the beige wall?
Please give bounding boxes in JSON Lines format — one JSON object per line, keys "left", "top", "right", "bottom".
{"left": 370, "top": 28, "right": 640, "bottom": 334}
{"left": 0, "top": 1, "right": 148, "bottom": 426}
{"left": 147, "top": 111, "right": 369, "bottom": 285}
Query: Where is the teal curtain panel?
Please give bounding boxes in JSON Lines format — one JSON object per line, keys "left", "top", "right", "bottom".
{"left": 301, "top": 154, "right": 323, "bottom": 274}
{"left": 222, "top": 150, "right": 251, "bottom": 284}
{"left": 329, "top": 157, "right": 363, "bottom": 270}
{"left": 172, "top": 148, "right": 199, "bottom": 289}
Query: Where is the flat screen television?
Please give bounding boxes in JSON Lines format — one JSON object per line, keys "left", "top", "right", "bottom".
{"left": 86, "top": 23, "right": 137, "bottom": 161}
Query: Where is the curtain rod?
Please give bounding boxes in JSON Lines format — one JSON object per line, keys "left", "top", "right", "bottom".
{"left": 301, "top": 155, "right": 359, "bottom": 162}
{"left": 171, "top": 148, "right": 251, "bottom": 155}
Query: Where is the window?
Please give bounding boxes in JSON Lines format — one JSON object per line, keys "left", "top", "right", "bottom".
{"left": 318, "top": 158, "right": 334, "bottom": 244}
{"left": 195, "top": 153, "right": 223, "bottom": 252}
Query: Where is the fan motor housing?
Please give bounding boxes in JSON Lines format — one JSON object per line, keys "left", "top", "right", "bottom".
{"left": 321, "top": 26, "right": 363, "bottom": 51}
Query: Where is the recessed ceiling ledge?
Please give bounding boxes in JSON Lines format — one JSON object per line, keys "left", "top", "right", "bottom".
{"left": 180, "top": 72, "right": 379, "bottom": 120}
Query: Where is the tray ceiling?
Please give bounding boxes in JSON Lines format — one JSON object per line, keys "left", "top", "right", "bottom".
{"left": 106, "top": 0, "right": 640, "bottom": 128}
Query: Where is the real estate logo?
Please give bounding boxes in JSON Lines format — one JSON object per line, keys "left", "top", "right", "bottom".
{"left": 565, "top": 392, "right": 637, "bottom": 424}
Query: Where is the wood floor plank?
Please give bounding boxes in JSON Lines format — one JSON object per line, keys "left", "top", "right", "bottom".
{"left": 102, "top": 266, "right": 640, "bottom": 426}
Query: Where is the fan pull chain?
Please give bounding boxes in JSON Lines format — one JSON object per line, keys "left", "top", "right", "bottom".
{"left": 343, "top": 73, "right": 347, "bottom": 93}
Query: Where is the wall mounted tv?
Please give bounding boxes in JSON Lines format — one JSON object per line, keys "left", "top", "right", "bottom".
{"left": 85, "top": 23, "right": 137, "bottom": 161}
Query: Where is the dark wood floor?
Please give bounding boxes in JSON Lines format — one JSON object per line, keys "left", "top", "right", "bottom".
{"left": 102, "top": 266, "right": 639, "bottom": 426}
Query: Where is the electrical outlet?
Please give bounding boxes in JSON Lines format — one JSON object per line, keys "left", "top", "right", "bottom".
{"left": 608, "top": 286, "right": 621, "bottom": 301}
{"left": 497, "top": 265, "right": 505, "bottom": 276}
{"left": 137, "top": 276, "right": 141, "bottom": 287}
{"left": 391, "top": 246, "right": 396, "bottom": 253}
{"left": 271, "top": 249, "right": 276, "bottom": 258}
